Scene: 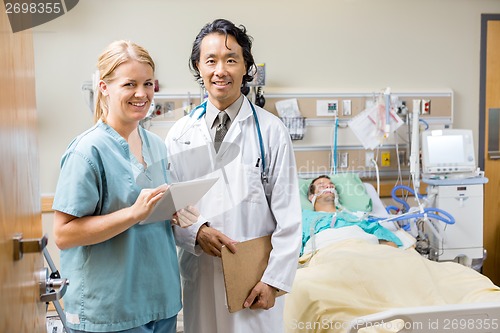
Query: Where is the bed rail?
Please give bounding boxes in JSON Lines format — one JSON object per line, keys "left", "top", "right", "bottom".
{"left": 348, "top": 302, "right": 500, "bottom": 333}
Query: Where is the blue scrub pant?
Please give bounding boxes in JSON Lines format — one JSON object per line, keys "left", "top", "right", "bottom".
{"left": 66, "top": 316, "right": 177, "bottom": 333}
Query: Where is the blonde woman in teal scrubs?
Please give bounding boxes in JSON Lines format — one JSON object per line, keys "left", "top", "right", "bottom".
{"left": 52, "top": 40, "right": 198, "bottom": 333}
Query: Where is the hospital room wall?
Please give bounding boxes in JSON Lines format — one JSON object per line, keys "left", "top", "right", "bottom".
{"left": 34, "top": 0, "right": 500, "bottom": 194}
{"left": 34, "top": 1, "right": 500, "bottom": 270}
{"left": 34, "top": 0, "right": 500, "bottom": 193}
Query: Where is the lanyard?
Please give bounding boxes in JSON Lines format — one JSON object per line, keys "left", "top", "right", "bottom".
{"left": 189, "top": 98, "right": 268, "bottom": 183}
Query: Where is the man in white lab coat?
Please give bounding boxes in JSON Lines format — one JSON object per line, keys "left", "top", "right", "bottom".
{"left": 165, "top": 19, "right": 302, "bottom": 333}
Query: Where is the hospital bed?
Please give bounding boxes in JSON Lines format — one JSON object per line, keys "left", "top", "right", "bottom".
{"left": 284, "top": 173, "right": 500, "bottom": 333}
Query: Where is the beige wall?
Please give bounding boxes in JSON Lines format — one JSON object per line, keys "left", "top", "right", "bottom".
{"left": 34, "top": 0, "right": 500, "bottom": 193}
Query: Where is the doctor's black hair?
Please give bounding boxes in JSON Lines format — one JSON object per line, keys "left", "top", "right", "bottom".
{"left": 189, "top": 18, "right": 255, "bottom": 85}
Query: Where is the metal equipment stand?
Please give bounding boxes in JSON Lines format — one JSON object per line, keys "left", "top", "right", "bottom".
{"left": 43, "top": 247, "right": 69, "bottom": 333}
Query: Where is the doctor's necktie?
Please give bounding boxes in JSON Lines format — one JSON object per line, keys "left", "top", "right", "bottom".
{"left": 214, "top": 111, "right": 229, "bottom": 152}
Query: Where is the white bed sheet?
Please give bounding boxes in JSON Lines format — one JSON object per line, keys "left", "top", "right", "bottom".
{"left": 303, "top": 224, "right": 416, "bottom": 256}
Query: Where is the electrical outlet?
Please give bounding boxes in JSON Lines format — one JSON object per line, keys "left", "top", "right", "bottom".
{"left": 365, "top": 151, "right": 375, "bottom": 167}
{"left": 339, "top": 152, "right": 349, "bottom": 168}
{"left": 342, "top": 100, "right": 352, "bottom": 116}
{"left": 381, "top": 151, "right": 391, "bottom": 167}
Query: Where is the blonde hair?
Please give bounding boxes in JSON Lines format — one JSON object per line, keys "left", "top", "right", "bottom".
{"left": 94, "top": 40, "right": 155, "bottom": 123}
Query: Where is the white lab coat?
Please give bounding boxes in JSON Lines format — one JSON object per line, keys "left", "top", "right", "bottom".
{"left": 165, "top": 97, "right": 302, "bottom": 333}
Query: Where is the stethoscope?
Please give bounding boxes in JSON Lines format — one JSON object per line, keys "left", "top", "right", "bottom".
{"left": 175, "top": 97, "right": 268, "bottom": 184}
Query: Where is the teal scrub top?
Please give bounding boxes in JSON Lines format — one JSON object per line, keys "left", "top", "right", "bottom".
{"left": 301, "top": 209, "right": 402, "bottom": 255}
{"left": 52, "top": 121, "right": 181, "bottom": 332}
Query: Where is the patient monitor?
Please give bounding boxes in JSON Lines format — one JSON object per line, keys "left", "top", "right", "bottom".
{"left": 421, "top": 129, "right": 476, "bottom": 176}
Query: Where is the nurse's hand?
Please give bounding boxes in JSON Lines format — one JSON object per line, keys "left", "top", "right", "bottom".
{"left": 172, "top": 206, "right": 199, "bottom": 228}
{"left": 196, "top": 224, "right": 238, "bottom": 257}
{"left": 243, "top": 281, "right": 277, "bottom": 310}
{"left": 132, "top": 184, "right": 169, "bottom": 222}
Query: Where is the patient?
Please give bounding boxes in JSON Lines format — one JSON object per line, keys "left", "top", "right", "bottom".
{"left": 301, "top": 175, "right": 401, "bottom": 255}
{"left": 288, "top": 177, "right": 500, "bottom": 333}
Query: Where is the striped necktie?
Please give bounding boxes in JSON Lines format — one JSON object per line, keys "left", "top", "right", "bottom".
{"left": 214, "top": 111, "right": 229, "bottom": 152}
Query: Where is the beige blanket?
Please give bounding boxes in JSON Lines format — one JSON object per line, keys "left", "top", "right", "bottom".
{"left": 284, "top": 238, "right": 500, "bottom": 333}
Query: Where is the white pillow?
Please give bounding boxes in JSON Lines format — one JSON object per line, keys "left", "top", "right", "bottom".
{"left": 363, "top": 183, "right": 389, "bottom": 218}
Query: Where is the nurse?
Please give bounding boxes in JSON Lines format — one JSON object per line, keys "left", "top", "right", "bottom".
{"left": 52, "top": 40, "right": 198, "bottom": 333}
{"left": 165, "top": 19, "right": 302, "bottom": 333}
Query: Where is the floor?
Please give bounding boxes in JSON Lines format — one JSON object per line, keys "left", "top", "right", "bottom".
{"left": 46, "top": 312, "right": 65, "bottom": 333}
{"left": 176, "top": 309, "right": 184, "bottom": 332}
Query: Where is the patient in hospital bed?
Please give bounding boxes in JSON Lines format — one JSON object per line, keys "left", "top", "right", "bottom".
{"left": 285, "top": 174, "right": 500, "bottom": 333}
{"left": 301, "top": 175, "right": 401, "bottom": 256}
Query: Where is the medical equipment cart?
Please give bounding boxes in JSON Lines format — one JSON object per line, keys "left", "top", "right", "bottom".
{"left": 422, "top": 176, "right": 488, "bottom": 268}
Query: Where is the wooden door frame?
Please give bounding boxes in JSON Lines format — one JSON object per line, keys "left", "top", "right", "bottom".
{"left": 1, "top": 10, "right": 45, "bottom": 333}
{"left": 479, "top": 14, "right": 500, "bottom": 284}
{"left": 479, "top": 14, "right": 500, "bottom": 169}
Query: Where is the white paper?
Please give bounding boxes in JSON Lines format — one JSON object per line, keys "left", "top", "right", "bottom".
{"left": 140, "top": 177, "right": 218, "bottom": 225}
{"left": 275, "top": 98, "right": 301, "bottom": 118}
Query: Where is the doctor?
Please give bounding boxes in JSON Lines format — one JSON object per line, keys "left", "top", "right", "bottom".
{"left": 165, "top": 19, "right": 302, "bottom": 333}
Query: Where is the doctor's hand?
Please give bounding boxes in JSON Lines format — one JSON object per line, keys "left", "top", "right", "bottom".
{"left": 172, "top": 205, "right": 199, "bottom": 228}
{"left": 131, "top": 184, "right": 169, "bottom": 223}
{"left": 244, "top": 281, "right": 277, "bottom": 310}
{"left": 196, "top": 224, "right": 238, "bottom": 257}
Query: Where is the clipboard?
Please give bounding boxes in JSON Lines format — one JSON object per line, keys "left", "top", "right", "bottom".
{"left": 139, "top": 177, "right": 218, "bottom": 225}
{"left": 220, "top": 234, "right": 285, "bottom": 313}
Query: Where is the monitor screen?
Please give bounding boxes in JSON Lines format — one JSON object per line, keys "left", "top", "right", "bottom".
{"left": 421, "top": 129, "right": 476, "bottom": 175}
{"left": 426, "top": 135, "right": 465, "bottom": 164}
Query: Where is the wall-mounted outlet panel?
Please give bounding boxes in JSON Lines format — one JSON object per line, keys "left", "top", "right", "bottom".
{"left": 365, "top": 151, "right": 375, "bottom": 167}
{"left": 342, "top": 100, "right": 352, "bottom": 116}
{"left": 381, "top": 151, "right": 391, "bottom": 167}
{"left": 317, "top": 100, "right": 338, "bottom": 116}
{"left": 422, "top": 99, "right": 431, "bottom": 114}
{"left": 339, "top": 152, "right": 349, "bottom": 168}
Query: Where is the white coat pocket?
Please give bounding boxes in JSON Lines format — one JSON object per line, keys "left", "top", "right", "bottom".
{"left": 242, "top": 165, "right": 265, "bottom": 204}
